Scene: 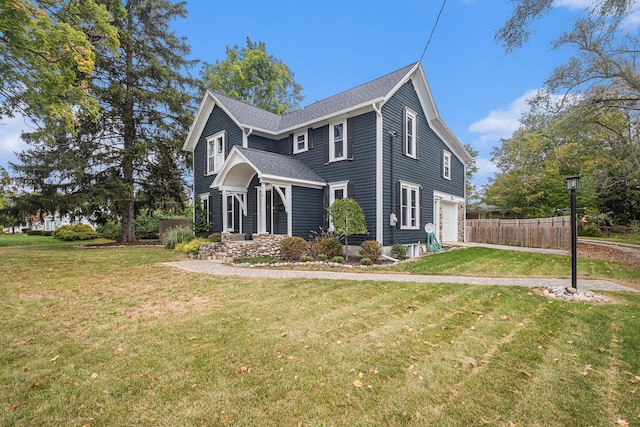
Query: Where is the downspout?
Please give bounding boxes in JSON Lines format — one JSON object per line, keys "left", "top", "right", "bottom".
{"left": 372, "top": 102, "right": 383, "bottom": 245}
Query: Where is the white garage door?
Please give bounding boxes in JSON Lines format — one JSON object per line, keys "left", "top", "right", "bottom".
{"left": 442, "top": 202, "right": 458, "bottom": 242}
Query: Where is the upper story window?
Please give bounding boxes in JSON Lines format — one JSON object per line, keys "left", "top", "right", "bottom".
{"left": 329, "top": 120, "right": 347, "bottom": 162}
{"left": 206, "top": 130, "right": 226, "bottom": 175}
{"left": 404, "top": 108, "right": 417, "bottom": 158}
{"left": 293, "top": 130, "right": 307, "bottom": 154}
{"left": 399, "top": 181, "right": 420, "bottom": 229}
{"left": 442, "top": 150, "right": 451, "bottom": 180}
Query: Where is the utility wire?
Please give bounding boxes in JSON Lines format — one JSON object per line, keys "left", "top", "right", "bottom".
{"left": 420, "top": 0, "right": 447, "bottom": 62}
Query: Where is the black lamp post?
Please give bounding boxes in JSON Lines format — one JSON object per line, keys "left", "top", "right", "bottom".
{"left": 566, "top": 176, "right": 580, "bottom": 290}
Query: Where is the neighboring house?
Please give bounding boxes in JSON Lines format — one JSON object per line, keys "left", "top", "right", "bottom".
{"left": 183, "top": 62, "right": 473, "bottom": 252}
{"left": 25, "top": 212, "right": 97, "bottom": 232}
{"left": 466, "top": 203, "right": 505, "bottom": 220}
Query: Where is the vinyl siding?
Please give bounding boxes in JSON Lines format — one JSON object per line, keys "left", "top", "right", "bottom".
{"left": 381, "top": 81, "right": 465, "bottom": 246}
{"left": 193, "top": 105, "right": 243, "bottom": 233}
{"left": 291, "top": 186, "right": 324, "bottom": 239}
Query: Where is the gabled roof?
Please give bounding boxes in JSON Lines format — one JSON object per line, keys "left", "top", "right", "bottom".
{"left": 184, "top": 62, "right": 472, "bottom": 164}
{"left": 212, "top": 147, "right": 325, "bottom": 190}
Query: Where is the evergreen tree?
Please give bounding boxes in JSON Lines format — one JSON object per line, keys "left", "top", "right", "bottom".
{"left": 12, "top": 0, "right": 196, "bottom": 242}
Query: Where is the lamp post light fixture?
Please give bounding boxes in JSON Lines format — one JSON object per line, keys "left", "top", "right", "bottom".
{"left": 566, "top": 176, "right": 580, "bottom": 290}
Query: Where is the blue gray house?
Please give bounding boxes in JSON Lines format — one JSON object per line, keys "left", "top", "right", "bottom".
{"left": 183, "top": 62, "right": 472, "bottom": 254}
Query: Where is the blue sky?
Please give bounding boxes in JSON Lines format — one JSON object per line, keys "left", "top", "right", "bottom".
{"left": 0, "top": 0, "right": 624, "bottom": 190}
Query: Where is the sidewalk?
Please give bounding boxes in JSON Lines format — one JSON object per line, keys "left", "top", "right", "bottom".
{"left": 163, "top": 259, "right": 638, "bottom": 293}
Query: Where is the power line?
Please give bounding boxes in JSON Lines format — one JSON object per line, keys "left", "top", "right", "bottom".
{"left": 420, "top": 0, "right": 447, "bottom": 62}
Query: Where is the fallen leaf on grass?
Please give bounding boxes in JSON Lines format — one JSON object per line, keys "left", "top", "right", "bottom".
{"left": 500, "top": 315, "right": 508, "bottom": 320}
{"left": 581, "top": 364, "right": 593, "bottom": 376}
{"left": 11, "top": 403, "right": 19, "bottom": 410}
{"left": 353, "top": 380, "right": 363, "bottom": 388}
{"left": 616, "top": 418, "right": 629, "bottom": 427}
{"left": 50, "top": 355, "right": 59, "bottom": 362}
{"left": 623, "top": 371, "right": 634, "bottom": 376}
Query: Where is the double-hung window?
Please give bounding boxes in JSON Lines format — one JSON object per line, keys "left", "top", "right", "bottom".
{"left": 200, "top": 193, "right": 210, "bottom": 225}
{"left": 293, "top": 131, "right": 307, "bottom": 154}
{"left": 442, "top": 150, "right": 451, "bottom": 180}
{"left": 400, "top": 182, "right": 420, "bottom": 229}
{"left": 404, "top": 108, "right": 417, "bottom": 158}
{"left": 329, "top": 121, "right": 347, "bottom": 162}
{"left": 206, "top": 131, "right": 225, "bottom": 175}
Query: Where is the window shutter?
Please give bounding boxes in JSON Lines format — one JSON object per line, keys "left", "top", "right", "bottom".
{"left": 347, "top": 119, "right": 354, "bottom": 160}
{"left": 308, "top": 127, "right": 313, "bottom": 149}
{"left": 396, "top": 181, "right": 401, "bottom": 229}
{"left": 418, "top": 186, "right": 423, "bottom": 228}
{"left": 323, "top": 186, "right": 329, "bottom": 228}
{"left": 347, "top": 181, "right": 354, "bottom": 198}
{"left": 323, "top": 126, "right": 329, "bottom": 164}
{"left": 402, "top": 107, "right": 407, "bottom": 156}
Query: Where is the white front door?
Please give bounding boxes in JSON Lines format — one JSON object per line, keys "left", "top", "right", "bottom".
{"left": 442, "top": 201, "right": 458, "bottom": 242}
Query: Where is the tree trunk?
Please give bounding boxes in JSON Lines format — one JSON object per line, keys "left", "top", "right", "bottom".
{"left": 120, "top": 2, "right": 136, "bottom": 243}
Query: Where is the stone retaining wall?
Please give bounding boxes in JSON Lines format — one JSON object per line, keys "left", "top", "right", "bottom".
{"left": 199, "top": 233, "right": 286, "bottom": 262}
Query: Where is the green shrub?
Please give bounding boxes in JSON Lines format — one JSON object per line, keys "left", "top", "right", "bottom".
{"left": 175, "top": 238, "right": 207, "bottom": 255}
{"left": 391, "top": 243, "right": 407, "bottom": 260}
{"left": 163, "top": 226, "right": 193, "bottom": 249}
{"left": 208, "top": 233, "right": 222, "bottom": 242}
{"left": 319, "top": 237, "right": 342, "bottom": 258}
{"left": 360, "top": 240, "right": 382, "bottom": 262}
{"left": 52, "top": 224, "right": 98, "bottom": 241}
{"left": 42, "top": 230, "right": 53, "bottom": 236}
{"left": 300, "top": 255, "right": 314, "bottom": 262}
{"left": 579, "top": 222, "right": 602, "bottom": 237}
{"left": 280, "top": 236, "right": 308, "bottom": 261}
{"left": 332, "top": 256, "right": 344, "bottom": 264}
{"left": 96, "top": 221, "right": 122, "bottom": 241}
{"left": 135, "top": 209, "right": 162, "bottom": 240}
{"left": 317, "top": 253, "right": 328, "bottom": 261}
{"left": 361, "top": 257, "right": 373, "bottom": 266}
{"left": 26, "top": 230, "right": 42, "bottom": 236}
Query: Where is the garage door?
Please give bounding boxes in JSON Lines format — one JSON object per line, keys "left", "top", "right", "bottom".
{"left": 442, "top": 202, "right": 458, "bottom": 242}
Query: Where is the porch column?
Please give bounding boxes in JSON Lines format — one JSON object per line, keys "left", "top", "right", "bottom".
{"left": 259, "top": 182, "right": 266, "bottom": 233}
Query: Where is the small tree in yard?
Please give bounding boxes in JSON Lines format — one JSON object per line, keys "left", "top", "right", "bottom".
{"left": 327, "top": 198, "right": 367, "bottom": 261}
{"left": 193, "top": 194, "right": 211, "bottom": 237}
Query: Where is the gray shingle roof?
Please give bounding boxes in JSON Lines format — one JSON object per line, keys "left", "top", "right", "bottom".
{"left": 210, "top": 62, "right": 418, "bottom": 133}
{"left": 237, "top": 147, "right": 325, "bottom": 185}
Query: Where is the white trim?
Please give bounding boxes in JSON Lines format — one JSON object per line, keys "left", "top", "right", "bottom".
{"left": 443, "top": 150, "right": 452, "bottom": 180}
{"left": 328, "top": 181, "right": 349, "bottom": 230}
{"left": 404, "top": 107, "right": 417, "bottom": 159}
{"left": 199, "top": 192, "right": 211, "bottom": 224}
{"left": 329, "top": 120, "right": 347, "bottom": 162}
{"left": 293, "top": 130, "right": 308, "bottom": 154}
{"left": 242, "top": 128, "right": 252, "bottom": 148}
{"left": 373, "top": 102, "right": 383, "bottom": 244}
{"left": 433, "top": 190, "right": 464, "bottom": 243}
{"left": 206, "top": 130, "right": 225, "bottom": 175}
{"left": 399, "top": 180, "right": 420, "bottom": 230}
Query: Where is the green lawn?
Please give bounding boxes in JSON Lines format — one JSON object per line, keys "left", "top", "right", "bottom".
{"left": 0, "top": 234, "right": 112, "bottom": 247}
{"left": 1, "top": 243, "right": 639, "bottom": 426}
{"left": 387, "top": 247, "right": 640, "bottom": 289}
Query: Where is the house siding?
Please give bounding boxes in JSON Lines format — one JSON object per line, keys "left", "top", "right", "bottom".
{"left": 291, "top": 187, "right": 324, "bottom": 239}
{"left": 193, "top": 105, "right": 244, "bottom": 233}
{"left": 381, "top": 81, "right": 465, "bottom": 246}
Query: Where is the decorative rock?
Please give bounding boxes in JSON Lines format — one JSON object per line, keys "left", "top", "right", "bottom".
{"left": 543, "top": 286, "right": 610, "bottom": 304}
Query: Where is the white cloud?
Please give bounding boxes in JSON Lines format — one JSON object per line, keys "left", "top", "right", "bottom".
{"left": 554, "top": 0, "right": 596, "bottom": 9}
{"left": 468, "top": 89, "right": 536, "bottom": 148}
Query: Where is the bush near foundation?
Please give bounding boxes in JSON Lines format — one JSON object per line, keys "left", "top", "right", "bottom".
{"left": 280, "top": 236, "right": 308, "bottom": 261}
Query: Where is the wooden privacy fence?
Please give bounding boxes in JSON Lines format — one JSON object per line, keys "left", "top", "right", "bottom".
{"left": 158, "top": 219, "right": 192, "bottom": 238}
{"left": 466, "top": 216, "right": 572, "bottom": 249}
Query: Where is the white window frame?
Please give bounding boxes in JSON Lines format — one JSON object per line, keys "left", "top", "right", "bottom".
{"left": 200, "top": 192, "right": 210, "bottom": 224}
{"left": 328, "top": 181, "right": 349, "bottom": 230}
{"left": 405, "top": 108, "right": 417, "bottom": 158}
{"left": 329, "top": 120, "right": 347, "bottom": 162}
{"left": 206, "top": 130, "right": 226, "bottom": 175}
{"left": 399, "top": 181, "right": 420, "bottom": 230}
{"left": 404, "top": 107, "right": 418, "bottom": 159}
{"left": 293, "top": 130, "right": 308, "bottom": 154}
{"left": 443, "top": 150, "right": 451, "bottom": 180}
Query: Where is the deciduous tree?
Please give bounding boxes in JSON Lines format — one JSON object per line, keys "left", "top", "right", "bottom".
{"left": 200, "top": 37, "right": 303, "bottom": 114}
{"left": 327, "top": 198, "right": 367, "bottom": 261}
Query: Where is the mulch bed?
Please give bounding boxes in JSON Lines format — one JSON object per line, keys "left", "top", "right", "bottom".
{"left": 577, "top": 242, "right": 640, "bottom": 267}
